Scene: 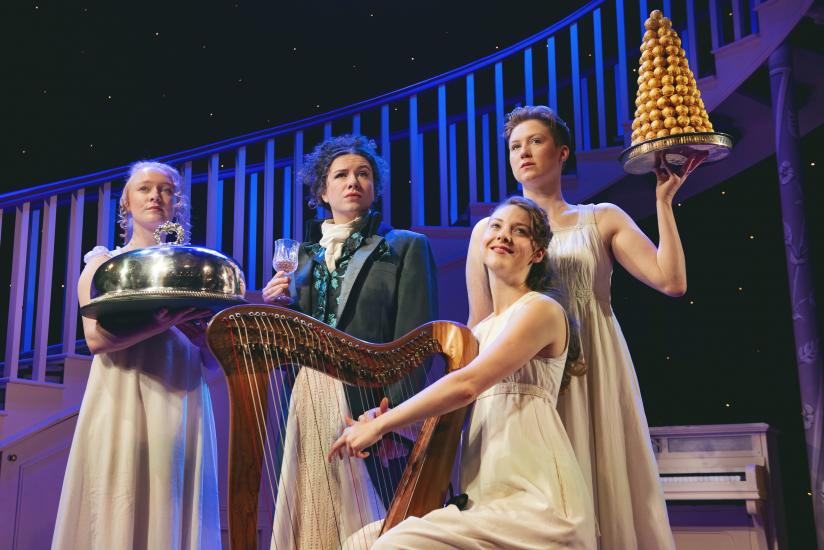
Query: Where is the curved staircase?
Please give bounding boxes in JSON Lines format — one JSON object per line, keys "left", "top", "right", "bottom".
{"left": 1, "top": 1, "right": 821, "bottom": 547}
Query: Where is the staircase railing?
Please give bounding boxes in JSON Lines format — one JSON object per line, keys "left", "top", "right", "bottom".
{"left": 0, "top": 0, "right": 769, "bottom": 383}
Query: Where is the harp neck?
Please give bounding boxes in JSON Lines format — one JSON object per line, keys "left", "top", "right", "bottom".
{"left": 208, "top": 305, "right": 440, "bottom": 387}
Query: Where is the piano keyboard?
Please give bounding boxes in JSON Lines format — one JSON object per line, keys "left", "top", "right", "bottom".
{"left": 650, "top": 423, "right": 786, "bottom": 550}
{"left": 661, "top": 473, "right": 745, "bottom": 483}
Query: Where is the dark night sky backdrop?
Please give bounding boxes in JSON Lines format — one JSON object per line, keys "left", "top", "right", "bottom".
{"left": 3, "top": 1, "right": 823, "bottom": 546}
{"left": 3, "top": 0, "right": 592, "bottom": 191}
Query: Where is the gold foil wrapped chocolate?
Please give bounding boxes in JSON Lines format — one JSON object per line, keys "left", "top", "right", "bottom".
{"left": 621, "top": 10, "right": 732, "bottom": 174}
{"left": 630, "top": 10, "right": 712, "bottom": 145}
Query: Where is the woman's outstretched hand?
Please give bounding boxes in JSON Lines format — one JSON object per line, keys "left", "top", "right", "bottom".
{"left": 328, "top": 397, "right": 390, "bottom": 462}
{"left": 357, "top": 396, "right": 390, "bottom": 423}
{"left": 654, "top": 149, "right": 709, "bottom": 203}
{"left": 359, "top": 398, "right": 410, "bottom": 467}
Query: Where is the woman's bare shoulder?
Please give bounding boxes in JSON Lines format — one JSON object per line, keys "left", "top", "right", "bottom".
{"left": 520, "top": 293, "right": 565, "bottom": 324}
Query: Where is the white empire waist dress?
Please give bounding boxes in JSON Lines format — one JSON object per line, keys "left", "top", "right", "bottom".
{"left": 52, "top": 245, "right": 221, "bottom": 550}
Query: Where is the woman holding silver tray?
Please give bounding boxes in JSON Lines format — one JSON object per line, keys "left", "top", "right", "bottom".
{"left": 52, "top": 161, "right": 223, "bottom": 550}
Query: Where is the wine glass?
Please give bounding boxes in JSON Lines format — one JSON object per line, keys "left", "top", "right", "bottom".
{"left": 272, "top": 238, "right": 300, "bottom": 304}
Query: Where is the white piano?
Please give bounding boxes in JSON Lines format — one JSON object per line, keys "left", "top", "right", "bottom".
{"left": 650, "top": 423, "right": 787, "bottom": 550}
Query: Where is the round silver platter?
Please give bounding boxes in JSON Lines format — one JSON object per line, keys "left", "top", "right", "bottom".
{"left": 80, "top": 245, "right": 246, "bottom": 320}
{"left": 620, "top": 132, "right": 733, "bottom": 175}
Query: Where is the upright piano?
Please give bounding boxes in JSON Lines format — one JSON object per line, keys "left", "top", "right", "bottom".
{"left": 650, "top": 423, "right": 787, "bottom": 550}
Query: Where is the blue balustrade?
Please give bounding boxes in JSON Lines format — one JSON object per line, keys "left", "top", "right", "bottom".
{"left": 0, "top": 0, "right": 770, "bottom": 377}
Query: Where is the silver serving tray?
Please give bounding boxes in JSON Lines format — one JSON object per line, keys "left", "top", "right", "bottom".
{"left": 80, "top": 245, "right": 246, "bottom": 319}
{"left": 620, "top": 131, "right": 732, "bottom": 175}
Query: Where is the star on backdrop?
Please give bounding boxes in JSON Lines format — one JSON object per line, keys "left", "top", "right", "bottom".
{"left": 1, "top": 2, "right": 823, "bottom": 546}
{"left": 4, "top": 0, "right": 589, "bottom": 192}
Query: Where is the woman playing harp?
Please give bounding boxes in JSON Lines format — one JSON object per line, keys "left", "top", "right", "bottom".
{"left": 261, "top": 135, "right": 438, "bottom": 549}
{"left": 330, "top": 197, "right": 596, "bottom": 549}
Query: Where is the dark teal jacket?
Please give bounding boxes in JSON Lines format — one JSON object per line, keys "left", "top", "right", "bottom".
{"left": 291, "top": 210, "right": 439, "bottom": 418}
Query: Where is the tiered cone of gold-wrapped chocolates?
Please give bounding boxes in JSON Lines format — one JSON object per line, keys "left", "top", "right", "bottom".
{"left": 630, "top": 10, "right": 713, "bottom": 145}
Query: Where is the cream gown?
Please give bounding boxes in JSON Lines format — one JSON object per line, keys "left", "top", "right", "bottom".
{"left": 270, "top": 368, "right": 385, "bottom": 549}
{"left": 549, "top": 204, "right": 675, "bottom": 549}
{"left": 52, "top": 245, "right": 221, "bottom": 550}
{"left": 367, "top": 291, "right": 595, "bottom": 549}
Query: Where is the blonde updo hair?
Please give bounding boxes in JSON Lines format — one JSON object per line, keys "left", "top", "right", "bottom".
{"left": 118, "top": 161, "right": 190, "bottom": 242}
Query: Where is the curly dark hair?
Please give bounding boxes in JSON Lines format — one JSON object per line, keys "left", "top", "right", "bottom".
{"left": 492, "top": 196, "right": 587, "bottom": 389}
{"left": 503, "top": 105, "right": 573, "bottom": 152}
{"left": 300, "top": 134, "right": 389, "bottom": 210}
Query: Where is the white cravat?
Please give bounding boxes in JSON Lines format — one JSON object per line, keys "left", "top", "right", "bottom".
{"left": 318, "top": 217, "right": 364, "bottom": 272}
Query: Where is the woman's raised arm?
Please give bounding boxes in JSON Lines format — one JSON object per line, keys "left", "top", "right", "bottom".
{"left": 329, "top": 295, "right": 567, "bottom": 461}
{"left": 466, "top": 217, "right": 493, "bottom": 328}
{"left": 595, "top": 152, "right": 705, "bottom": 297}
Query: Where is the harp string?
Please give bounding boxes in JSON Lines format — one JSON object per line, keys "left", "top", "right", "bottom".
{"left": 314, "top": 322, "right": 434, "bottom": 550}
{"left": 261, "top": 314, "right": 301, "bottom": 547}
{"left": 267, "top": 314, "right": 332, "bottom": 549}
{"left": 325, "top": 321, "right": 383, "bottom": 549}
{"left": 349, "top": 335, "right": 394, "bottom": 522}
{"left": 324, "top": 326, "right": 394, "bottom": 550}
{"left": 267, "top": 314, "right": 356, "bottom": 549}
{"left": 215, "top": 308, "right": 476, "bottom": 549}
{"left": 233, "top": 309, "right": 440, "bottom": 549}
{"left": 232, "top": 315, "right": 280, "bottom": 513}
{"left": 305, "top": 318, "right": 347, "bottom": 546}
{"left": 224, "top": 314, "right": 283, "bottom": 550}
{"left": 319, "top": 327, "right": 367, "bottom": 550}
{"left": 243, "top": 314, "right": 284, "bottom": 520}
{"left": 318, "top": 326, "right": 387, "bottom": 547}
{"left": 257, "top": 314, "right": 299, "bottom": 549}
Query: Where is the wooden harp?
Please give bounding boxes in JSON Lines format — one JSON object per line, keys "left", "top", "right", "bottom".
{"left": 206, "top": 305, "right": 478, "bottom": 549}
